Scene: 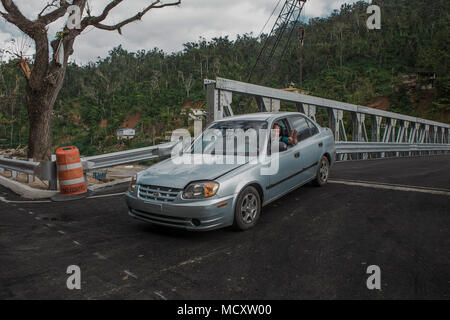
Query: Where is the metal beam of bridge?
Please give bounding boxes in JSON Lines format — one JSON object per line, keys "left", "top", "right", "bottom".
{"left": 205, "top": 78, "right": 450, "bottom": 156}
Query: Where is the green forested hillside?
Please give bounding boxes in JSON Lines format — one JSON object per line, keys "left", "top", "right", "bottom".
{"left": 0, "top": 0, "right": 449, "bottom": 155}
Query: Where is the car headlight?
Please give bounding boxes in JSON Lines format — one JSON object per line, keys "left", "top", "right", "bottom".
{"left": 183, "top": 181, "right": 219, "bottom": 199}
{"left": 129, "top": 174, "right": 137, "bottom": 193}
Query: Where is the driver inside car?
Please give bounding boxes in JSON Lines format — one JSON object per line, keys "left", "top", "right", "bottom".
{"left": 272, "top": 122, "right": 298, "bottom": 146}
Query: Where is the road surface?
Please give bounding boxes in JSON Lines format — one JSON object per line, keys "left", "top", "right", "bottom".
{"left": 1, "top": 155, "right": 449, "bottom": 299}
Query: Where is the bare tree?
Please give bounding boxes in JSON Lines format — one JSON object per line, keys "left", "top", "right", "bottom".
{"left": 0, "top": 0, "right": 181, "bottom": 161}
{"left": 184, "top": 73, "right": 193, "bottom": 97}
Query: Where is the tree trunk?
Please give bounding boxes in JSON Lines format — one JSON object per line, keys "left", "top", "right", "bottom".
{"left": 25, "top": 36, "right": 71, "bottom": 161}
{"left": 27, "top": 95, "right": 53, "bottom": 161}
{"left": 26, "top": 63, "right": 67, "bottom": 161}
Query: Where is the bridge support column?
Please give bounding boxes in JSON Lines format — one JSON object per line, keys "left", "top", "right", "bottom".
{"left": 352, "top": 113, "right": 367, "bottom": 142}
{"left": 328, "top": 108, "right": 346, "bottom": 160}
{"left": 419, "top": 125, "right": 429, "bottom": 144}
{"left": 396, "top": 121, "right": 409, "bottom": 143}
{"left": 382, "top": 118, "right": 396, "bottom": 143}
{"left": 329, "top": 109, "right": 346, "bottom": 140}
{"left": 257, "top": 97, "right": 280, "bottom": 112}
{"left": 371, "top": 116, "right": 382, "bottom": 142}
{"left": 262, "top": 98, "right": 280, "bottom": 112}
{"left": 439, "top": 127, "right": 445, "bottom": 144}
{"left": 381, "top": 119, "right": 396, "bottom": 157}
{"left": 417, "top": 124, "right": 424, "bottom": 144}
{"left": 430, "top": 126, "right": 437, "bottom": 144}
{"left": 395, "top": 121, "right": 409, "bottom": 157}
{"left": 408, "top": 123, "right": 419, "bottom": 156}
{"left": 329, "top": 109, "right": 344, "bottom": 141}
{"left": 409, "top": 123, "right": 419, "bottom": 143}
{"left": 206, "top": 83, "right": 233, "bottom": 124}
{"left": 352, "top": 113, "right": 368, "bottom": 159}
{"left": 299, "top": 104, "right": 317, "bottom": 122}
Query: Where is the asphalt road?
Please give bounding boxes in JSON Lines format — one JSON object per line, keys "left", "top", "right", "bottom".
{"left": 0, "top": 155, "right": 449, "bottom": 299}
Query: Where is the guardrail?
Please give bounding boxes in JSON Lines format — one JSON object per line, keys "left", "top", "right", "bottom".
{"left": 81, "top": 142, "right": 176, "bottom": 170}
{"left": 335, "top": 142, "right": 450, "bottom": 153}
{"left": 335, "top": 142, "right": 450, "bottom": 160}
{"left": 0, "top": 156, "right": 57, "bottom": 189}
{"left": 0, "top": 156, "right": 39, "bottom": 176}
{"left": 0, "top": 142, "right": 176, "bottom": 190}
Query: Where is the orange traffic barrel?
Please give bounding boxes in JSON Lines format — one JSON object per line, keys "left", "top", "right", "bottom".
{"left": 55, "top": 146, "right": 87, "bottom": 196}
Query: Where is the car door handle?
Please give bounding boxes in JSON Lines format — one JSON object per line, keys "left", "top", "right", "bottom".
{"left": 294, "top": 152, "right": 300, "bottom": 158}
{"left": 318, "top": 142, "right": 323, "bottom": 147}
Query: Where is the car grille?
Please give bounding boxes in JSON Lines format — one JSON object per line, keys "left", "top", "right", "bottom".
{"left": 138, "top": 184, "right": 182, "bottom": 202}
{"left": 131, "top": 209, "right": 191, "bottom": 227}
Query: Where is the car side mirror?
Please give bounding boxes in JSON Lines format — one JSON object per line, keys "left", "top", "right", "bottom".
{"left": 279, "top": 142, "right": 288, "bottom": 152}
{"left": 272, "top": 141, "right": 288, "bottom": 153}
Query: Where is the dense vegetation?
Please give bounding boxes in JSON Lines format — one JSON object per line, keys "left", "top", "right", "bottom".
{"left": 0, "top": 0, "right": 449, "bottom": 155}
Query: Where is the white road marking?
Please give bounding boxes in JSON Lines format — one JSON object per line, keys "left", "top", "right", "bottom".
{"left": 124, "top": 270, "right": 138, "bottom": 279}
{"left": 160, "top": 247, "right": 230, "bottom": 272}
{"left": 88, "top": 192, "right": 126, "bottom": 199}
{"left": 94, "top": 252, "right": 107, "bottom": 260}
{"left": 57, "top": 230, "right": 65, "bottom": 235}
{"left": 154, "top": 291, "right": 168, "bottom": 300}
{"left": 329, "top": 179, "right": 450, "bottom": 196}
{"left": 73, "top": 241, "right": 81, "bottom": 246}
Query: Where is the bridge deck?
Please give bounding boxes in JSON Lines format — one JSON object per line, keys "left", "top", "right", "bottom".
{"left": 0, "top": 155, "right": 449, "bottom": 299}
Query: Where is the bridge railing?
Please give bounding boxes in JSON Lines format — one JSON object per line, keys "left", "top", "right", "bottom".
{"left": 335, "top": 142, "right": 450, "bottom": 160}
{"left": 205, "top": 77, "right": 450, "bottom": 145}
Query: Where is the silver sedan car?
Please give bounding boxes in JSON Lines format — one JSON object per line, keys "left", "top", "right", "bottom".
{"left": 126, "top": 112, "right": 336, "bottom": 231}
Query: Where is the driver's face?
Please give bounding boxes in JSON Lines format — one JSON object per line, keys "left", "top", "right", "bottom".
{"left": 271, "top": 124, "right": 281, "bottom": 140}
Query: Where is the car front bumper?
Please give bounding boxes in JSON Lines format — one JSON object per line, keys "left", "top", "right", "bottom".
{"left": 126, "top": 192, "right": 236, "bottom": 231}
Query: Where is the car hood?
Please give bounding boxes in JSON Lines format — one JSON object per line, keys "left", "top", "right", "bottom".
{"left": 138, "top": 154, "right": 248, "bottom": 189}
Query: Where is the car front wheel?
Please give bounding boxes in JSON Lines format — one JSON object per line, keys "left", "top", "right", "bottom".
{"left": 314, "top": 156, "right": 330, "bottom": 186}
{"left": 233, "top": 186, "right": 261, "bottom": 231}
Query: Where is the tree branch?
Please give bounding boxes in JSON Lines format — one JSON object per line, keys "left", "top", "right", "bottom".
{"left": 37, "top": 0, "right": 59, "bottom": 18}
{"left": 0, "top": 0, "right": 36, "bottom": 38}
{"left": 84, "top": 0, "right": 124, "bottom": 25}
{"left": 82, "top": 0, "right": 181, "bottom": 33}
{"left": 38, "top": 0, "right": 72, "bottom": 25}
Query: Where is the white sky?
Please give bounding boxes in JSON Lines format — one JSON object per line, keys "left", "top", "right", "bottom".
{"left": 0, "top": 0, "right": 362, "bottom": 64}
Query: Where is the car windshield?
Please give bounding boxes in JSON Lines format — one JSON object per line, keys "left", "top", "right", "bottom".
{"left": 190, "top": 120, "right": 268, "bottom": 156}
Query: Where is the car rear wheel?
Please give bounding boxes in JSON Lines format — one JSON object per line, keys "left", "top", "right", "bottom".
{"left": 313, "top": 156, "right": 330, "bottom": 186}
{"left": 233, "top": 186, "right": 261, "bottom": 231}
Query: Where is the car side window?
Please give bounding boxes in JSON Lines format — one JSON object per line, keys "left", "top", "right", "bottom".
{"left": 268, "top": 118, "right": 291, "bottom": 154}
{"left": 288, "top": 116, "right": 311, "bottom": 142}
{"left": 306, "top": 119, "right": 319, "bottom": 136}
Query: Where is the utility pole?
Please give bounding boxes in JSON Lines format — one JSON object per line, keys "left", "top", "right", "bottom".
{"left": 299, "top": 25, "right": 305, "bottom": 93}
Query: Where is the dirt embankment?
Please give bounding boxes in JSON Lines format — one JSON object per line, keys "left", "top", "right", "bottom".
{"left": 366, "top": 96, "right": 390, "bottom": 111}
{"left": 122, "top": 113, "right": 141, "bottom": 128}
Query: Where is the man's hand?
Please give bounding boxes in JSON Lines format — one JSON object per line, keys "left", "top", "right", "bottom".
{"left": 289, "top": 130, "right": 298, "bottom": 145}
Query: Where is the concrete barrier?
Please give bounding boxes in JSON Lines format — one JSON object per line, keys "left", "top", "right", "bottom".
{"left": 0, "top": 175, "right": 58, "bottom": 200}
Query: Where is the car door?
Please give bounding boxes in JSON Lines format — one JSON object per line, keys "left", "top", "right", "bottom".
{"left": 287, "top": 116, "right": 320, "bottom": 184}
{"left": 266, "top": 118, "right": 303, "bottom": 201}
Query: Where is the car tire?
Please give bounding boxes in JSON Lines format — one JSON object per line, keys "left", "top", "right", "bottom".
{"left": 233, "top": 186, "right": 261, "bottom": 231}
{"left": 313, "top": 156, "right": 330, "bottom": 187}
